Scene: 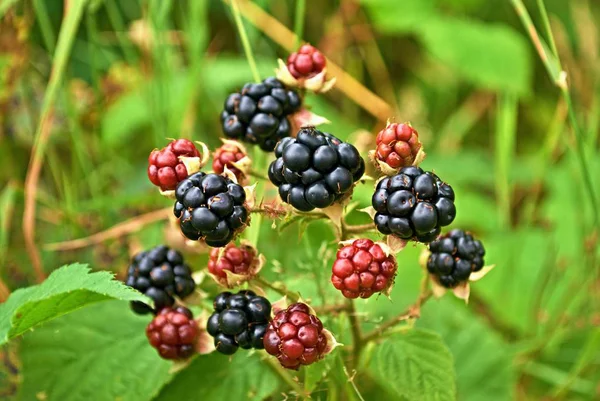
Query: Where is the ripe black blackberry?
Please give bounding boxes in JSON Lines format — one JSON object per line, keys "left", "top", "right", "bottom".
{"left": 427, "top": 229, "right": 485, "bottom": 288}
{"left": 173, "top": 172, "right": 249, "bottom": 247}
{"left": 371, "top": 167, "right": 456, "bottom": 243}
{"left": 221, "top": 77, "right": 302, "bottom": 152}
{"left": 125, "top": 245, "right": 196, "bottom": 314}
{"left": 268, "top": 127, "right": 365, "bottom": 211}
{"left": 207, "top": 290, "right": 272, "bottom": 355}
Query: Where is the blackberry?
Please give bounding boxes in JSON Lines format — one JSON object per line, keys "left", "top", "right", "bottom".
{"left": 173, "top": 172, "right": 249, "bottom": 247}
{"left": 125, "top": 245, "right": 196, "bottom": 314}
{"left": 207, "top": 291, "right": 272, "bottom": 355}
{"left": 148, "top": 139, "right": 202, "bottom": 191}
{"left": 287, "top": 44, "right": 326, "bottom": 79}
{"left": 263, "top": 303, "right": 328, "bottom": 370}
{"left": 427, "top": 229, "right": 485, "bottom": 288}
{"left": 208, "top": 243, "right": 259, "bottom": 287}
{"left": 220, "top": 77, "right": 302, "bottom": 152}
{"left": 371, "top": 167, "right": 456, "bottom": 243}
{"left": 268, "top": 127, "right": 365, "bottom": 211}
{"left": 212, "top": 140, "right": 248, "bottom": 182}
{"left": 146, "top": 306, "right": 198, "bottom": 360}
{"left": 331, "top": 239, "right": 397, "bottom": 299}
{"left": 374, "top": 122, "right": 422, "bottom": 170}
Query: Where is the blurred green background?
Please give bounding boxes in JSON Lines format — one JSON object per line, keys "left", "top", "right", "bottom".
{"left": 1, "top": 0, "right": 599, "bottom": 400}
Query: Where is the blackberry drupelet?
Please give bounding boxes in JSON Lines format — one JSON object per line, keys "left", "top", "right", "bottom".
{"left": 220, "top": 77, "right": 302, "bottom": 152}
{"left": 371, "top": 166, "right": 456, "bottom": 243}
{"left": 286, "top": 44, "right": 326, "bottom": 79}
{"left": 125, "top": 245, "right": 196, "bottom": 314}
{"left": 173, "top": 172, "right": 249, "bottom": 247}
{"left": 207, "top": 291, "right": 272, "bottom": 355}
{"left": 427, "top": 229, "right": 485, "bottom": 288}
{"left": 268, "top": 127, "right": 365, "bottom": 212}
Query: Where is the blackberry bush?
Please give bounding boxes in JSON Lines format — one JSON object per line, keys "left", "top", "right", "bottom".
{"left": 263, "top": 302, "right": 329, "bottom": 370}
{"left": 220, "top": 77, "right": 302, "bottom": 152}
{"left": 146, "top": 306, "right": 198, "bottom": 360}
{"left": 207, "top": 290, "right": 271, "bottom": 355}
{"left": 125, "top": 245, "right": 195, "bottom": 314}
{"left": 372, "top": 166, "right": 456, "bottom": 243}
{"left": 268, "top": 126, "right": 365, "bottom": 211}
{"left": 173, "top": 172, "right": 249, "bottom": 247}
{"left": 427, "top": 229, "right": 486, "bottom": 288}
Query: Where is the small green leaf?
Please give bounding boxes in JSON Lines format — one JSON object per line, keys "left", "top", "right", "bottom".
{"left": 18, "top": 301, "right": 171, "bottom": 401}
{"left": 419, "top": 18, "right": 532, "bottom": 95}
{"left": 367, "top": 329, "right": 456, "bottom": 401}
{"left": 0, "top": 263, "right": 148, "bottom": 345}
{"left": 155, "top": 352, "right": 279, "bottom": 401}
{"left": 360, "top": 0, "right": 437, "bottom": 34}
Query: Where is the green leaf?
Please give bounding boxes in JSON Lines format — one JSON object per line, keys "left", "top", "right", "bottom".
{"left": 419, "top": 18, "right": 532, "bottom": 95}
{"left": 367, "top": 329, "right": 456, "bottom": 401}
{"left": 361, "top": 0, "right": 437, "bottom": 34}
{"left": 18, "top": 301, "right": 172, "bottom": 401}
{"left": 0, "top": 263, "right": 148, "bottom": 345}
{"left": 155, "top": 352, "right": 279, "bottom": 401}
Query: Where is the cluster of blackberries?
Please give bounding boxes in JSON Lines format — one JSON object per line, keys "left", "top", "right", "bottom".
{"left": 207, "top": 291, "right": 271, "bottom": 355}
{"left": 221, "top": 77, "right": 302, "bottom": 152}
{"left": 173, "top": 172, "right": 249, "bottom": 247}
{"left": 427, "top": 229, "right": 485, "bottom": 288}
{"left": 125, "top": 245, "right": 195, "bottom": 314}
{"left": 371, "top": 166, "right": 456, "bottom": 243}
{"left": 268, "top": 127, "right": 365, "bottom": 211}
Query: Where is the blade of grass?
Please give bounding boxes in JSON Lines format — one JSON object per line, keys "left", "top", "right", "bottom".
{"left": 105, "top": 0, "right": 139, "bottom": 65}
{"left": 32, "top": 0, "right": 57, "bottom": 53}
{"left": 0, "top": 182, "right": 18, "bottom": 270}
{"left": 293, "top": 0, "right": 305, "bottom": 49}
{"left": 230, "top": 0, "right": 261, "bottom": 83}
{"left": 23, "top": 0, "right": 89, "bottom": 281}
{"left": 494, "top": 93, "right": 517, "bottom": 230}
{"left": 510, "top": 0, "right": 599, "bottom": 228}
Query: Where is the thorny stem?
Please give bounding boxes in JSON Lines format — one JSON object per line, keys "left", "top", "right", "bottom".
{"left": 344, "top": 222, "right": 376, "bottom": 235}
{"left": 254, "top": 275, "right": 300, "bottom": 302}
{"left": 230, "top": 0, "right": 261, "bottom": 83}
{"left": 346, "top": 298, "right": 364, "bottom": 367}
{"left": 262, "top": 353, "right": 309, "bottom": 399}
{"left": 362, "top": 276, "right": 433, "bottom": 343}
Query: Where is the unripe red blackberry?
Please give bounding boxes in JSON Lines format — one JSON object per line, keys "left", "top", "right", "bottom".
{"left": 146, "top": 306, "right": 198, "bottom": 360}
{"left": 287, "top": 44, "right": 326, "bottom": 79}
{"left": 148, "top": 139, "right": 205, "bottom": 191}
{"left": 427, "top": 229, "right": 485, "bottom": 288}
{"left": 212, "top": 140, "right": 249, "bottom": 182}
{"left": 373, "top": 122, "right": 422, "bottom": 170}
{"left": 331, "top": 239, "right": 397, "bottom": 299}
{"left": 208, "top": 243, "right": 259, "bottom": 287}
{"left": 263, "top": 303, "right": 328, "bottom": 370}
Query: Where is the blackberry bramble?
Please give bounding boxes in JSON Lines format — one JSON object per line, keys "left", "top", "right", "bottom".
{"left": 220, "top": 77, "right": 302, "bottom": 152}
{"left": 427, "top": 229, "right": 485, "bottom": 288}
{"left": 173, "top": 172, "right": 249, "bottom": 247}
{"left": 125, "top": 245, "right": 195, "bottom": 314}
{"left": 207, "top": 291, "right": 271, "bottom": 355}
{"left": 372, "top": 167, "right": 456, "bottom": 243}
{"left": 268, "top": 127, "right": 365, "bottom": 212}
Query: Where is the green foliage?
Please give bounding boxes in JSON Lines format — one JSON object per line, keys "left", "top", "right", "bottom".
{"left": 367, "top": 329, "right": 456, "bottom": 401}
{"left": 0, "top": 264, "right": 148, "bottom": 345}
{"left": 18, "top": 301, "right": 171, "bottom": 401}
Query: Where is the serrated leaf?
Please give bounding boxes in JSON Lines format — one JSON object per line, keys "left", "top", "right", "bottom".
{"left": 18, "top": 301, "right": 171, "bottom": 401}
{"left": 368, "top": 329, "right": 456, "bottom": 401}
{"left": 154, "top": 352, "right": 279, "bottom": 401}
{"left": 0, "top": 263, "right": 148, "bottom": 345}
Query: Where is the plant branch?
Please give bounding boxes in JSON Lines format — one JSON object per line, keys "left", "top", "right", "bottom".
{"left": 254, "top": 275, "right": 300, "bottom": 302}
{"left": 262, "top": 354, "right": 309, "bottom": 399}
{"left": 346, "top": 298, "right": 364, "bottom": 366}
{"left": 362, "top": 277, "right": 433, "bottom": 343}
{"left": 343, "top": 222, "right": 376, "bottom": 235}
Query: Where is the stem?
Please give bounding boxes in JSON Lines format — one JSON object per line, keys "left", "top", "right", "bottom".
{"left": 362, "top": 277, "right": 432, "bottom": 343}
{"left": 254, "top": 275, "right": 300, "bottom": 302}
{"left": 230, "top": 0, "right": 261, "bottom": 83}
{"left": 344, "top": 223, "right": 376, "bottom": 235}
{"left": 262, "top": 354, "right": 309, "bottom": 399}
{"left": 248, "top": 170, "right": 269, "bottom": 181}
{"left": 346, "top": 298, "right": 363, "bottom": 366}
{"left": 536, "top": 0, "right": 558, "bottom": 57}
{"left": 293, "top": 0, "right": 306, "bottom": 48}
